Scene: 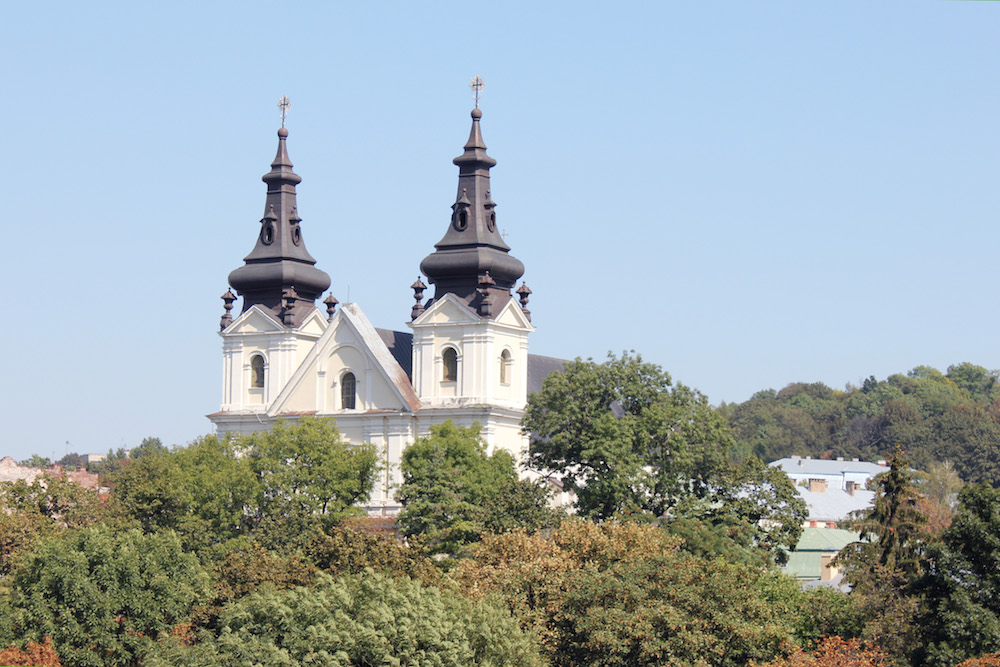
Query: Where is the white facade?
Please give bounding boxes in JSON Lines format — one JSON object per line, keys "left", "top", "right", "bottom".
{"left": 209, "top": 297, "right": 535, "bottom": 513}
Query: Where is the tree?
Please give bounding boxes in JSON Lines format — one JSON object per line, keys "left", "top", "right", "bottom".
{"left": 249, "top": 418, "right": 378, "bottom": 521}
{"left": 753, "top": 636, "right": 888, "bottom": 667}
{"left": 914, "top": 484, "right": 1000, "bottom": 667}
{"left": 454, "top": 520, "right": 802, "bottom": 667}
{"left": 9, "top": 526, "right": 209, "bottom": 667}
{"left": 668, "top": 456, "right": 806, "bottom": 565}
{"left": 0, "top": 637, "right": 63, "bottom": 666}
{"left": 19, "top": 454, "right": 51, "bottom": 468}
{"left": 55, "top": 452, "right": 84, "bottom": 469}
{"left": 397, "top": 420, "right": 552, "bottom": 555}
{"left": 947, "top": 362, "right": 1000, "bottom": 403}
{"left": 305, "top": 524, "right": 441, "bottom": 583}
{"left": 145, "top": 570, "right": 544, "bottom": 667}
{"left": 837, "top": 450, "right": 928, "bottom": 665}
{"left": 111, "top": 434, "right": 266, "bottom": 552}
{"left": 524, "top": 352, "right": 733, "bottom": 519}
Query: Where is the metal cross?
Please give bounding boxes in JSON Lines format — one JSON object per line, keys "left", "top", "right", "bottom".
{"left": 470, "top": 76, "right": 484, "bottom": 108}
{"left": 278, "top": 96, "right": 291, "bottom": 127}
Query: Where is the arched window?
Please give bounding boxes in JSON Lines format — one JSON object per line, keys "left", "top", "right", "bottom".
{"left": 500, "top": 349, "right": 511, "bottom": 384}
{"left": 250, "top": 355, "right": 265, "bottom": 388}
{"left": 442, "top": 348, "right": 458, "bottom": 382}
{"left": 341, "top": 372, "right": 356, "bottom": 409}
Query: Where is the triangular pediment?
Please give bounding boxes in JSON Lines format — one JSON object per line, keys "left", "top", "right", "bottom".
{"left": 297, "top": 308, "right": 328, "bottom": 336}
{"left": 411, "top": 293, "right": 482, "bottom": 327}
{"left": 268, "top": 303, "right": 421, "bottom": 416}
{"left": 222, "top": 305, "right": 328, "bottom": 337}
{"left": 223, "top": 305, "right": 285, "bottom": 335}
{"left": 493, "top": 299, "right": 534, "bottom": 331}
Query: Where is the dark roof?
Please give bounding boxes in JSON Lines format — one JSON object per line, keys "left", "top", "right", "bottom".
{"left": 375, "top": 329, "right": 413, "bottom": 379}
{"left": 374, "top": 329, "right": 565, "bottom": 393}
{"left": 227, "top": 127, "right": 330, "bottom": 327}
{"left": 418, "top": 108, "right": 524, "bottom": 318}
{"left": 527, "top": 354, "right": 567, "bottom": 394}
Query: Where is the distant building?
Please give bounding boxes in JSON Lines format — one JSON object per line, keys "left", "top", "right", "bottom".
{"left": 0, "top": 457, "right": 100, "bottom": 490}
{"left": 770, "top": 456, "right": 887, "bottom": 528}
{"left": 783, "top": 526, "right": 860, "bottom": 587}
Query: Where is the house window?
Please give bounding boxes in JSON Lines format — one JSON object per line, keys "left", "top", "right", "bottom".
{"left": 442, "top": 348, "right": 458, "bottom": 382}
{"left": 250, "top": 355, "right": 265, "bottom": 388}
{"left": 500, "top": 349, "right": 511, "bottom": 384}
{"left": 341, "top": 372, "right": 356, "bottom": 409}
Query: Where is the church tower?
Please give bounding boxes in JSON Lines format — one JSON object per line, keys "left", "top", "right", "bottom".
{"left": 409, "top": 100, "right": 534, "bottom": 418}
{"left": 217, "top": 116, "right": 332, "bottom": 414}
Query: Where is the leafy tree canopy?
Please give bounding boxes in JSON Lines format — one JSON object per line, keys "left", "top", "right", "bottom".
{"left": 249, "top": 417, "right": 379, "bottom": 522}
{"left": 524, "top": 352, "right": 734, "bottom": 519}
{"left": 397, "top": 420, "right": 558, "bottom": 556}
{"left": 915, "top": 484, "right": 1000, "bottom": 667}
{"left": 146, "top": 570, "right": 544, "bottom": 667}
{"left": 19, "top": 454, "right": 51, "bottom": 468}
{"left": 454, "top": 520, "right": 802, "bottom": 667}
{"left": 8, "top": 526, "right": 209, "bottom": 667}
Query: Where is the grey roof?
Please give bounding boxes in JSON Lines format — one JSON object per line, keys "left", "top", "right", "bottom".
{"left": 527, "top": 355, "right": 567, "bottom": 395}
{"left": 770, "top": 457, "right": 888, "bottom": 478}
{"left": 375, "top": 329, "right": 413, "bottom": 379}
{"left": 798, "top": 487, "right": 875, "bottom": 523}
{"left": 372, "top": 329, "right": 565, "bottom": 394}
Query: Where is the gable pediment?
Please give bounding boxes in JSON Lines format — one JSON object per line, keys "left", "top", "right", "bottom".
{"left": 224, "top": 305, "right": 285, "bottom": 334}
{"left": 267, "top": 303, "right": 421, "bottom": 416}
{"left": 411, "top": 294, "right": 481, "bottom": 327}
{"left": 223, "top": 305, "right": 328, "bottom": 337}
{"left": 493, "top": 299, "right": 534, "bottom": 331}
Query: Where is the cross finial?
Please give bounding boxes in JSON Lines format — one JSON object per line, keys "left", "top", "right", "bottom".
{"left": 278, "top": 95, "right": 291, "bottom": 128}
{"left": 470, "top": 76, "right": 484, "bottom": 109}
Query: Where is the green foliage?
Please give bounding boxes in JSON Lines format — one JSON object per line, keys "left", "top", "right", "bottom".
{"left": 9, "top": 526, "right": 209, "bottom": 667}
{"left": 668, "top": 456, "right": 806, "bottom": 565}
{"left": 836, "top": 451, "right": 927, "bottom": 665}
{"left": 476, "top": 475, "right": 564, "bottom": 536}
{"left": 726, "top": 363, "right": 1000, "bottom": 488}
{"left": 947, "top": 362, "right": 1000, "bottom": 403}
{"left": 19, "top": 454, "right": 51, "bottom": 468}
{"left": 841, "top": 451, "right": 928, "bottom": 580}
{"left": 1, "top": 474, "right": 132, "bottom": 531}
{"left": 110, "top": 434, "right": 261, "bottom": 552}
{"left": 56, "top": 452, "right": 85, "bottom": 469}
{"left": 0, "top": 475, "right": 135, "bottom": 576}
{"left": 727, "top": 383, "right": 844, "bottom": 461}
{"left": 306, "top": 524, "right": 441, "bottom": 584}
{"left": 524, "top": 352, "right": 735, "bottom": 519}
{"left": 193, "top": 540, "right": 317, "bottom": 630}
{"left": 454, "top": 520, "right": 799, "bottom": 667}
{"left": 146, "top": 570, "right": 544, "bottom": 667}
{"left": 791, "top": 587, "right": 864, "bottom": 649}
{"left": 915, "top": 484, "right": 1000, "bottom": 667}
{"left": 398, "top": 420, "right": 556, "bottom": 556}
{"left": 250, "top": 417, "right": 379, "bottom": 521}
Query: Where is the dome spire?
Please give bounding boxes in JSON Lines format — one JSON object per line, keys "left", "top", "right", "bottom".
{"left": 227, "top": 98, "right": 331, "bottom": 328}
{"left": 418, "top": 80, "right": 525, "bottom": 318}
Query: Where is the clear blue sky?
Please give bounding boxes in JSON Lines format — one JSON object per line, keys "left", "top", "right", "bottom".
{"left": 3, "top": 2, "right": 998, "bottom": 461}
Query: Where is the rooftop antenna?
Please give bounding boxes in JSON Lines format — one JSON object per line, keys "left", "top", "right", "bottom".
{"left": 278, "top": 95, "right": 291, "bottom": 128}
{"left": 470, "top": 76, "right": 484, "bottom": 109}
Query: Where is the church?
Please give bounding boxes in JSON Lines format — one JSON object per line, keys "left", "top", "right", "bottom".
{"left": 208, "top": 100, "right": 563, "bottom": 513}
